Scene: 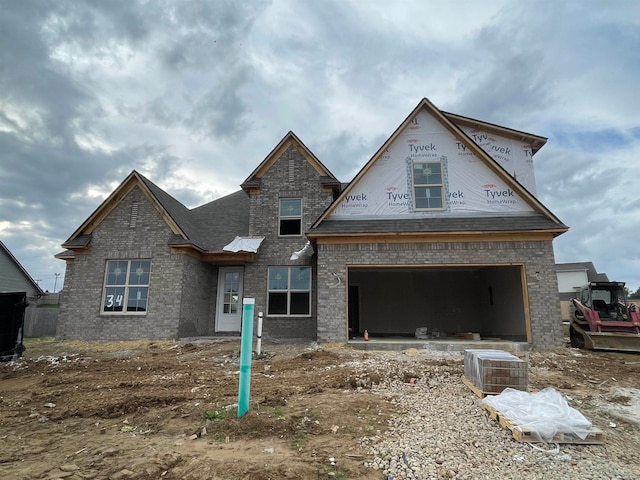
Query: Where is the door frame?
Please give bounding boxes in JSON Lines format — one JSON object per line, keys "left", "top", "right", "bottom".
{"left": 215, "top": 266, "right": 244, "bottom": 332}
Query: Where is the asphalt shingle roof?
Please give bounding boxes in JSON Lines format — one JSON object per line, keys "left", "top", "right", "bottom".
{"left": 137, "top": 174, "right": 250, "bottom": 251}
{"left": 190, "top": 190, "right": 250, "bottom": 251}
{"left": 138, "top": 174, "right": 204, "bottom": 246}
{"left": 556, "top": 262, "right": 609, "bottom": 281}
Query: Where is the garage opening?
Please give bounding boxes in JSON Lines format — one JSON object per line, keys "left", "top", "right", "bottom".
{"left": 347, "top": 265, "right": 528, "bottom": 342}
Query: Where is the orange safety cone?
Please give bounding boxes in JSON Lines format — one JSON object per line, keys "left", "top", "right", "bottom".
{"left": 364, "top": 330, "right": 369, "bottom": 341}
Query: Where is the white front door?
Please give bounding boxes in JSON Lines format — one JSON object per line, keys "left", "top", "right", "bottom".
{"left": 216, "top": 267, "right": 244, "bottom": 332}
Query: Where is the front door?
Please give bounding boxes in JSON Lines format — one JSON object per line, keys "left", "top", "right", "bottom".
{"left": 216, "top": 267, "right": 244, "bottom": 332}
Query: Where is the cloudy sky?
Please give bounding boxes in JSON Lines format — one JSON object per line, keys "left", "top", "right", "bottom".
{"left": 1, "top": 0, "right": 639, "bottom": 294}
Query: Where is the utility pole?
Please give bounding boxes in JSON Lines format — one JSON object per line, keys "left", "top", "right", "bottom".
{"left": 54, "top": 273, "right": 60, "bottom": 293}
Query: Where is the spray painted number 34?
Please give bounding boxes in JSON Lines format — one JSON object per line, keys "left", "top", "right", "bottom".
{"left": 105, "top": 294, "right": 124, "bottom": 307}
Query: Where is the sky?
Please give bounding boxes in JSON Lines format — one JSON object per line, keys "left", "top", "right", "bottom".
{"left": 1, "top": 0, "right": 640, "bottom": 294}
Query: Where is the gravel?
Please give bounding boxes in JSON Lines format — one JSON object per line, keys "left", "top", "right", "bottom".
{"left": 346, "top": 350, "right": 640, "bottom": 480}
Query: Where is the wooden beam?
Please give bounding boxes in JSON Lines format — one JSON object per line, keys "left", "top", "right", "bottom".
{"left": 521, "top": 265, "right": 533, "bottom": 343}
{"left": 170, "top": 246, "right": 256, "bottom": 264}
{"left": 311, "top": 231, "right": 558, "bottom": 245}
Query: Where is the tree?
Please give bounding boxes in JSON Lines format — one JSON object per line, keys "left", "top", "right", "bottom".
{"left": 629, "top": 286, "right": 640, "bottom": 300}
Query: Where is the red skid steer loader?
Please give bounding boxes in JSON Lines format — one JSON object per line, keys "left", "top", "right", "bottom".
{"left": 570, "top": 282, "right": 640, "bottom": 352}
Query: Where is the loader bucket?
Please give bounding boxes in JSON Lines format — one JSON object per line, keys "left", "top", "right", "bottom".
{"left": 583, "top": 331, "right": 640, "bottom": 353}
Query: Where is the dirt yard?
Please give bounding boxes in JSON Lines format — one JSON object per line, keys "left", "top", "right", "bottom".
{"left": 1, "top": 338, "right": 639, "bottom": 479}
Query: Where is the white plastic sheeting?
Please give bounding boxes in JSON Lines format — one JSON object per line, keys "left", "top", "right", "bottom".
{"left": 222, "top": 236, "right": 265, "bottom": 253}
{"left": 482, "top": 387, "right": 593, "bottom": 443}
{"left": 290, "top": 241, "right": 313, "bottom": 261}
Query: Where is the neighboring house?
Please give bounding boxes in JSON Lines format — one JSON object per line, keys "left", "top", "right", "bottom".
{"left": 556, "top": 262, "right": 609, "bottom": 301}
{"left": 56, "top": 98, "right": 569, "bottom": 349}
{"left": 1, "top": 240, "right": 46, "bottom": 356}
{"left": 1, "top": 240, "right": 45, "bottom": 298}
{"left": 556, "top": 262, "right": 608, "bottom": 320}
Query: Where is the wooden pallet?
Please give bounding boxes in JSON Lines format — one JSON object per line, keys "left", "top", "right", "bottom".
{"left": 462, "top": 375, "right": 501, "bottom": 398}
{"left": 481, "top": 403, "right": 605, "bottom": 444}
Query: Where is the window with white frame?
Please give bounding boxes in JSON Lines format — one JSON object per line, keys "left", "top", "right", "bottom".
{"left": 102, "top": 260, "right": 151, "bottom": 313}
{"left": 267, "top": 266, "right": 311, "bottom": 316}
{"left": 412, "top": 161, "right": 444, "bottom": 210}
{"left": 279, "top": 198, "right": 302, "bottom": 235}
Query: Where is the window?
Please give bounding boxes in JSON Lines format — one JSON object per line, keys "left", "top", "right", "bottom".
{"left": 267, "top": 266, "right": 311, "bottom": 316}
{"left": 222, "top": 271, "right": 240, "bottom": 314}
{"left": 412, "top": 161, "right": 443, "bottom": 210}
{"left": 102, "top": 260, "right": 151, "bottom": 313}
{"left": 279, "top": 198, "right": 302, "bottom": 235}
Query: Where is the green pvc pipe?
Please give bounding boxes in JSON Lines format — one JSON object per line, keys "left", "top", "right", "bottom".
{"left": 237, "top": 298, "right": 255, "bottom": 418}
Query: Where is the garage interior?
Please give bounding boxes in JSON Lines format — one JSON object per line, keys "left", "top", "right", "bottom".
{"left": 347, "top": 265, "right": 528, "bottom": 342}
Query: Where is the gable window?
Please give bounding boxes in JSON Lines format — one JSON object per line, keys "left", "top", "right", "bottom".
{"left": 102, "top": 260, "right": 151, "bottom": 314}
{"left": 412, "top": 161, "right": 443, "bottom": 210}
{"left": 267, "top": 266, "right": 311, "bottom": 316}
{"left": 279, "top": 198, "right": 302, "bottom": 235}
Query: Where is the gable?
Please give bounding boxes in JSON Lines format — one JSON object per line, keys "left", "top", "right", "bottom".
{"left": 313, "top": 98, "right": 565, "bottom": 234}
{"left": 329, "top": 107, "right": 536, "bottom": 218}
{"left": 241, "top": 131, "right": 340, "bottom": 194}
{"left": 58, "top": 171, "right": 255, "bottom": 263}
{"left": 91, "top": 186, "right": 175, "bottom": 240}
{"left": 261, "top": 144, "right": 321, "bottom": 183}
{"left": 62, "top": 171, "right": 187, "bottom": 249}
{"left": 455, "top": 125, "right": 537, "bottom": 195}
{"left": 0, "top": 241, "right": 44, "bottom": 296}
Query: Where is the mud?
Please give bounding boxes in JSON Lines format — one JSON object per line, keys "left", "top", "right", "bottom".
{"left": 0, "top": 339, "right": 638, "bottom": 479}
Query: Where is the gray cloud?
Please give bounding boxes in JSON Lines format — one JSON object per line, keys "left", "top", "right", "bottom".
{"left": 185, "top": 66, "right": 252, "bottom": 139}
{"left": 1, "top": 0, "right": 640, "bottom": 293}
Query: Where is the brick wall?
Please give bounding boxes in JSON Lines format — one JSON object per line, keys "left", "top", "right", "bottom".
{"left": 177, "top": 256, "right": 216, "bottom": 337}
{"left": 58, "top": 187, "right": 189, "bottom": 340}
{"left": 316, "top": 239, "right": 564, "bottom": 350}
{"left": 244, "top": 145, "right": 335, "bottom": 341}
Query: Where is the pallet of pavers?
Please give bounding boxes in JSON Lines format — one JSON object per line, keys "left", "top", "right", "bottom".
{"left": 462, "top": 349, "right": 528, "bottom": 397}
{"left": 481, "top": 402, "right": 605, "bottom": 444}
{"left": 483, "top": 387, "right": 606, "bottom": 445}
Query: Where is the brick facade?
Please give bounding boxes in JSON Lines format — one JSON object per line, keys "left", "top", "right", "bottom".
{"left": 58, "top": 187, "right": 192, "bottom": 340}
{"left": 316, "top": 239, "right": 563, "bottom": 349}
{"left": 244, "top": 145, "right": 335, "bottom": 341}
{"left": 57, "top": 120, "right": 566, "bottom": 350}
{"left": 177, "top": 255, "right": 216, "bottom": 338}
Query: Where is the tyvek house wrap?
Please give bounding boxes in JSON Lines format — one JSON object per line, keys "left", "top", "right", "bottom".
{"left": 331, "top": 109, "right": 536, "bottom": 218}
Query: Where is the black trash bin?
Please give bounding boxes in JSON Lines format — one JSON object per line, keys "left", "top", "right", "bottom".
{"left": 0, "top": 292, "right": 27, "bottom": 361}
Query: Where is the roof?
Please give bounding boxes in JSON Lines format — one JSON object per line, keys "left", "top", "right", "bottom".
{"left": 59, "top": 99, "right": 567, "bottom": 260}
{"left": 241, "top": 131, "right": 340, "bottom": 192}
{"left": 0, "top": 240, "right": 45, "bottom": 295}
{"left": 190, "top": 190, "right": 250, "bottom": 250}
{"left": 556, "top": 262, "right": 609, "bottom": 282}
{"left": 137, "top": 174, "right": 203, "bottom": 246}
{"left": 60, "top": 171, "right": 251, "bottom": 258}
{"left": 62, "top": 171, "right": 185, "bottom": 248}
{"left": 308, "top": 214, "right": 567, "bottom": 236}
{"left": 442, "top": 111, "right": 547, "bottom": 155}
